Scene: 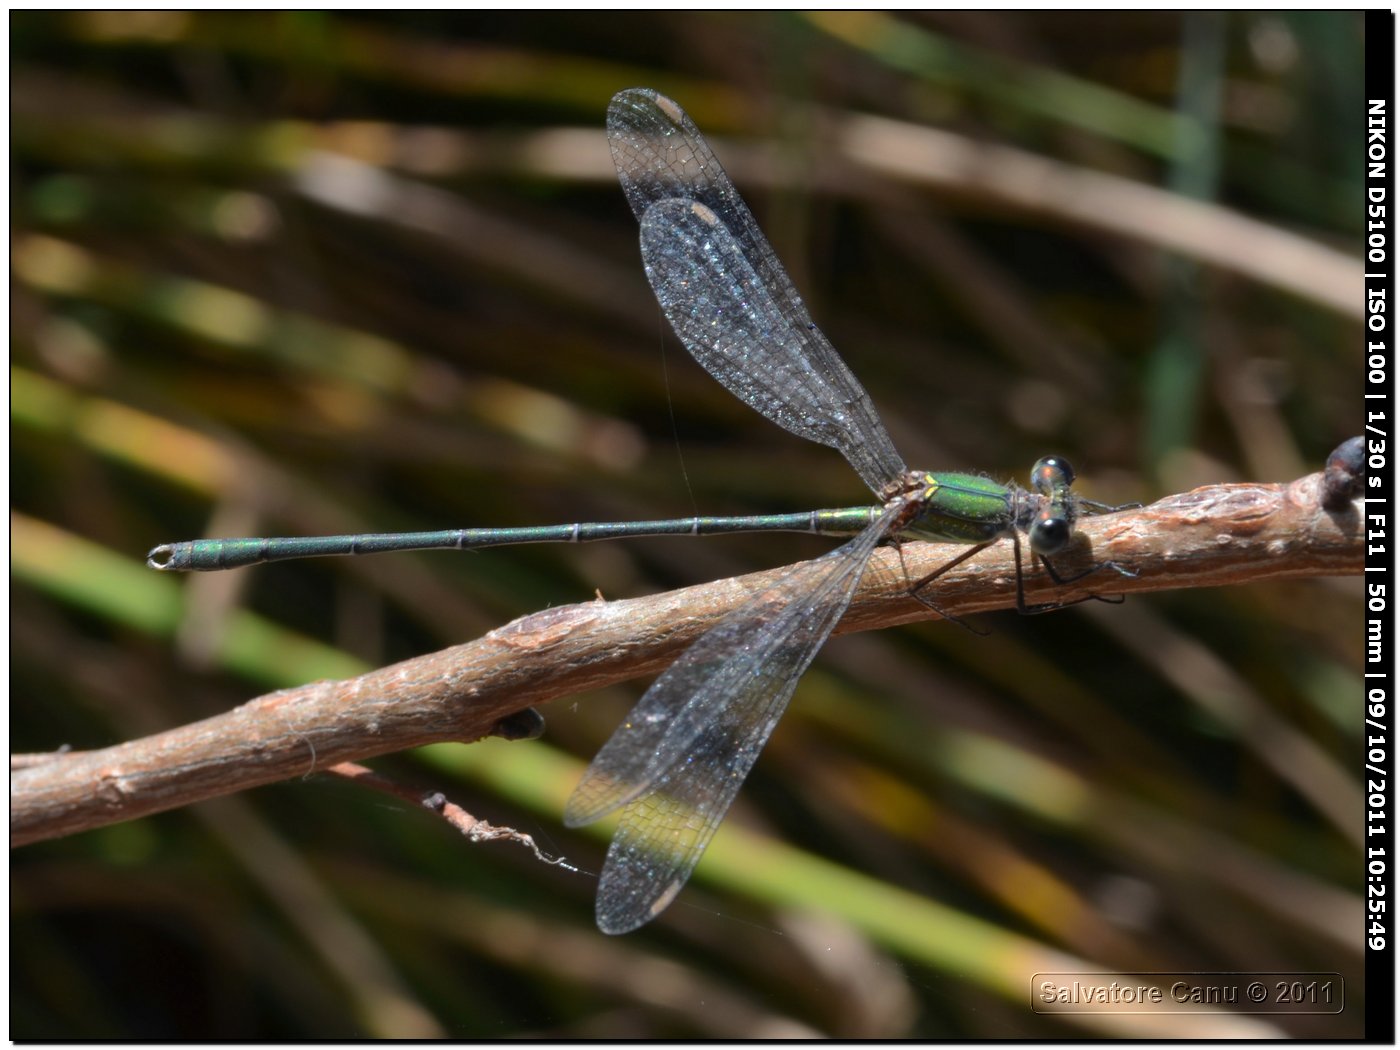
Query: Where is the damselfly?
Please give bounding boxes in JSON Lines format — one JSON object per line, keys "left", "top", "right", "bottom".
{"left": 150, "top": 89, "right": 1131, "bottom": 933}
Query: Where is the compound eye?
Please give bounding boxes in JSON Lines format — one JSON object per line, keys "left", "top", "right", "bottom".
{"left": 1029, "top": 515, "right": 1070, "bottom": 556}
{"left": 1030, "top": 456, "right": 1075, "bottom": 494}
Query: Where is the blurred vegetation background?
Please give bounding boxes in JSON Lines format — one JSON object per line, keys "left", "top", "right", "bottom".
{"left": 11, "top": 11, "right": 1366, "bottom": 1039}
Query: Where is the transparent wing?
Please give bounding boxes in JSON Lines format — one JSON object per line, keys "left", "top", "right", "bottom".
{"left": 564, "top": 508, "right": 896, "bottom": 934}
{"left": 609, "top": 87, "right": 907, "bottom": 496}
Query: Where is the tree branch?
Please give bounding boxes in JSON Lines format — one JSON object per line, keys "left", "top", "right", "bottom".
{"left": 11, "top": 469, "right": 1361, "bottom": 847}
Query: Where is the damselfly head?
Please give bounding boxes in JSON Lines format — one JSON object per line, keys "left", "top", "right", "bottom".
{"left": 1026, "top": 456, "right": 1077, "bottom": 556}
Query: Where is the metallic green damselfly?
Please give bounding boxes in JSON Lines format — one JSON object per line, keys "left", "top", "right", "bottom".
{"left": 149, "top": 88, "right": 1131, "bottom": 934}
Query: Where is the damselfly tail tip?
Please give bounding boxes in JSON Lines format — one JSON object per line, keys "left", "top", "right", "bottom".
{"left": 146, "top": 544, "right": 176, "bottom": 571}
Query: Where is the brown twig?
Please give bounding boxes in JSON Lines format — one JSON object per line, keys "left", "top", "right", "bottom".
{"left": 324, "top": 761, "right": 574, "bottom": 868}
{"left": 10, "top": 471, "right": 1361, "bottom": 847}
